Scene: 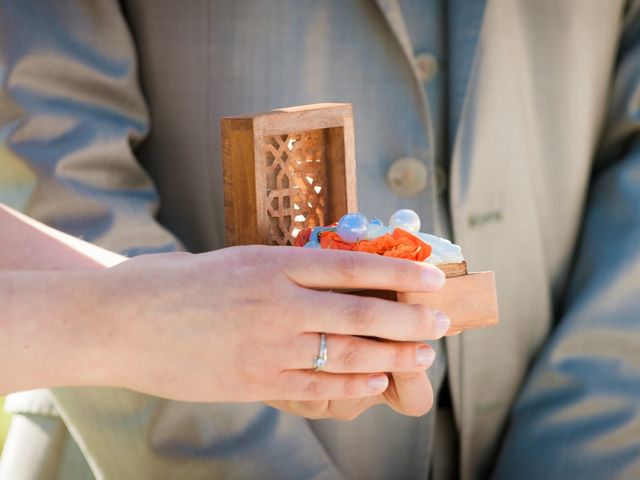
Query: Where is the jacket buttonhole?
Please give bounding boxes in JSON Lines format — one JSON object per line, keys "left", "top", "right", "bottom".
{"left": 468, "top": 210, "right": 502, "bottom": 228}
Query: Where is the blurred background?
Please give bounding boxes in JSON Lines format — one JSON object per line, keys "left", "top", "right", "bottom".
{"left": 0, "top": 397, "right": 10, "bottom": 454}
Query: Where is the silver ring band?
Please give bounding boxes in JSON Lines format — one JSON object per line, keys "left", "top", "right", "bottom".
{"left": 312, "top": 333, "right": 328, "bottom": 371}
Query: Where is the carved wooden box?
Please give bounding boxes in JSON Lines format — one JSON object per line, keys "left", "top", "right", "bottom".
{"left": 221, "top": 103, "right": 498, "bottom": 334}
{"left": 222, "top": 103, "right": 357, "bottom": 246}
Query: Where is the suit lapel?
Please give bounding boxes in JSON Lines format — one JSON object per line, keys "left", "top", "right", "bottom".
{"left": 445, "top": 0, "right": 489, "bottom": 451}
{"left": 373, "top": 0, "right": 439, "bottom": 220}
{"left": 373, "top": 0, "right": 415, "bottom": 65}
{"left": 374, "top": 1, "right": 493, "bottom": 476}
{"left": 373, "top": 0, "right": 434, "bottom": 136}
{"left": 448, "top": 1, "right": 556, "bottom": 477}
{"left": 448, "top": 0, "right": 489, "bottom": 140}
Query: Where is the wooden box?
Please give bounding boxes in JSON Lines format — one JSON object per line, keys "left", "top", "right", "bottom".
{"left": 221, "top": 103, "right": 498, "bottom": 334}
{"left": 222, "top": 103, "right": 357, "bottom": 246}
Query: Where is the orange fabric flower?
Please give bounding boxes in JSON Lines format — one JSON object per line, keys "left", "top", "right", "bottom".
{"left": 354, "top": 228, "right": 432, "bottom": 261}
{"left": 352, "top": 233, "right": 396, "bottom": 255}
{"left": 319, "top": 231, "right": 355, "bottom": 251}
{"left": 297, "top": 226, "right": 432, "bottom": 262}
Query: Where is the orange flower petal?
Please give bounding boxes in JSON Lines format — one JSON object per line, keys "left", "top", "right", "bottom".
{"left": 319, "top": 231, "right": 355, "bottom": 251}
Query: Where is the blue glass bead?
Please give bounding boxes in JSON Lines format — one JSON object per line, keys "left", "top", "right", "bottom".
{"left": 309, "top": 227, "right": 324, "bottom": 244}
{"left": 365, "top": 223, "right": 390, "bottom": 240}
{"left": 336, "top": 212, "right": 368, "bottom": 242}
{"left": 389, "top": 209, "right": 421, "bottom": 233}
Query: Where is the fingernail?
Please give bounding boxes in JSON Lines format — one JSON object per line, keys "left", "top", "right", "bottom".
{"left": 368, "top": 374, "right": 389, "bottom": 391}
{"left": 416, "top": 345, "right": 435, "bottom": 367}
{"left": 421, "top": 267, "right": 445, "bottom": 290}
{"left": 434, "top": 310, "right": 450, "bottom": 337}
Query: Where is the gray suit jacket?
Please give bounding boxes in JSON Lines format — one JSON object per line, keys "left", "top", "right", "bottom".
{"left": 1, "top": 0, "right": 639, "bottom": 479}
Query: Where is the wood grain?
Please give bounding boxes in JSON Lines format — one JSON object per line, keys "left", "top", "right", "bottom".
{"left": 437, "top": 261, "right": 468, "bottom": 278}
{"left": 221, "top": 103, "right": 357, "bottom": 246}
{"left": 221, "top": 119, "right": 259, "bottom": 246}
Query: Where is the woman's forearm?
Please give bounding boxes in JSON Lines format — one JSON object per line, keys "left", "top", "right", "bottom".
{"left": 0, "top": 203, "right": 125, "bottom": 394}
{"left": 0, "top": 203, "right": 126, "bottom": 271}
{"left": 0, "top": 269, "right": 110, "bottom": 394}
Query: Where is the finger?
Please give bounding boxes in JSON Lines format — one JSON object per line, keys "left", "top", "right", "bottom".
{"left": 285, "top": 395, "right": 386, "bottom": 420}
{"left": 266, "top": 396, "right": 385, "bottom": 421}
{"left": 266, "top": 400, "right": 330, "bottom": 420}
{"left": 383, "top": 371, "right": 433, "bottom": 417}
{"left": 323, "top": 395, "right": 386, "bottom": 420}
{"left": 272, "top": 370, "right": 390, "bottom": 401}
{"left": 281, "top": 248, "right": 445, "bottom": 292}
{"left": 299, "top": 290, "right": 451, "bottom": 340}
{"left": 292, "top": 334, "right": 435, "bottom": 373}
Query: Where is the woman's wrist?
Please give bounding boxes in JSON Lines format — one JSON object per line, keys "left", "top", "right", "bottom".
{"left": 0, "top": 270, "right": 120, "bottom": 393}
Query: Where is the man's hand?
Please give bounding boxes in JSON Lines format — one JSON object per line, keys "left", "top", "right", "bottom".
{"left": 268, "top": 371, "right": 434, "bottom": 420}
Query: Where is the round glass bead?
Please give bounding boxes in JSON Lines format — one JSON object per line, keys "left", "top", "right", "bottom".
{"left": 336, "top": 212, "right": 368, "bottom": 242}
{"left": 389, "top": 209, "right": 421, "bottom": 233}
{"left": 365, "top": 223, "right": 389, "bottom": 240}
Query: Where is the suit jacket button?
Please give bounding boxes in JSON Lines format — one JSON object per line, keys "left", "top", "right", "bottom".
{"left": 387, "top": 157, "right": 429, "bottom": 197}
{"left": 415, "top": 53, "right": 439, "bottom": 83}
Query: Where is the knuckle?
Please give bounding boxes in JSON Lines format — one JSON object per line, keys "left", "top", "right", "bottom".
{"left": 341, "top": 376, "right": 358, "bottom": 398}
{"left": 303, "top": 379, "right": 324, "bottom": 398}
{"left": 392, "top": 345, "right": 412, "bottom": 370}
{"left": 338, "top": 339, "right": 361, "bottom": 370}
{"left": 411, "top": 304, "right": 432, "bottom": 336}
{"left": 393, "top": 261, "right": 418, "bottom": 287}
{"left": 334, "top": 253, "right": 360, "bottom": 282}
{"left": 345, "top": 299, "right": 376, "bottom": 332}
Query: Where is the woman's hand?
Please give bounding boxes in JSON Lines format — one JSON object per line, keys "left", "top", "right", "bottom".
{"left": 90, "top": 245, "right": 448, "bottom": 403}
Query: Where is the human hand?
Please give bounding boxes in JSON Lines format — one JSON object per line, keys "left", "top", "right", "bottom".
{"left": 267, "top": 366, "right": 436, "bottom": 420}
{"left": 87, "top": 245, "right": 447, "bottom": 403}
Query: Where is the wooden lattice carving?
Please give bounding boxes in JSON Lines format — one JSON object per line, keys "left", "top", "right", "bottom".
{"left": 221, "top": 103, "right": 357, "bottom": 247}
{"left": 265, "top": 130, "right": 328, "bottom": 245}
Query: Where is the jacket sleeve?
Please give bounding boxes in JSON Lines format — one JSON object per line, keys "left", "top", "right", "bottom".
{"left": 0, "top": 0, "right": 182, "bottom": 476}
{"left": 493, "top": 2, "right": 640, "bottom": 478}
{"left": 0, "top": 0, "right": 180, "bottom": 255}
{"left": 0, "top": 3, "right": 345, "bottom": 479}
